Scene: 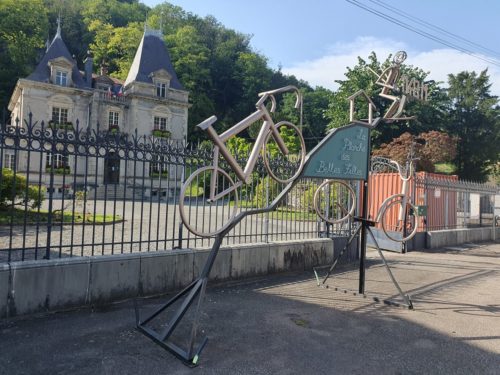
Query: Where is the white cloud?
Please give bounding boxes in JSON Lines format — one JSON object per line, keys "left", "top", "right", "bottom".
{"left": 283, "top": 36, "right": 500, "bottom": 96}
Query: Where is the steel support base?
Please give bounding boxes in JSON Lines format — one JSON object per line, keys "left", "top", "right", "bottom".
{"left": 134, "top": 277, "right": 210, "bottom": 366}
{"left": 313, "top": 217, "right": 413, "bottom": 309}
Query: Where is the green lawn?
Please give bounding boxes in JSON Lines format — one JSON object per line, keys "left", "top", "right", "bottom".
{"left": 0, "top": 208, "right": 122, "bottom": 225}
{"left": 231, "top": 201, "right": 317, "bottom": 221}
{"left": 434, "top": 163, "right": 457, "bottom": 175}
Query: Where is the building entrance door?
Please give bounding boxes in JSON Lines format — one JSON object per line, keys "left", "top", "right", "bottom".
{"left": 104, "top": 153, "right": 120, "bottom": 184}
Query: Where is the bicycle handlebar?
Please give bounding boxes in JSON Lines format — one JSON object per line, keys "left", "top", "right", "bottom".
{"left": 389, "top": 158, "right": 416, "bottom": 181}
{"left": 256, "top": 85, "right": 302, "bottom": 113}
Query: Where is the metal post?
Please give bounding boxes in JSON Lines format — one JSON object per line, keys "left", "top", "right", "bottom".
{"left": 492, "top": 196, "right": 496, "bottom": 241}
{"left": 358, "top": 179, "right": 369, "bottom": 294}
{"left": 479, "top": 194, "right": 483, "bottom": 227}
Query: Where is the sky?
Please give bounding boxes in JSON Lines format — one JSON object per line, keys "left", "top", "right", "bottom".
{"left": 142, "top": 0, "right": 500, "bottom": 95}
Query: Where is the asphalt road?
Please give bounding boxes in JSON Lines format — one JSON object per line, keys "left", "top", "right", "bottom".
{"left": 1, "top": 242, "right": 499, "bottom": 374}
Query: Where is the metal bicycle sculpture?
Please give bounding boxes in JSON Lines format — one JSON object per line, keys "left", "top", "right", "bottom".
{"left": 312, "top": 156, "right": 419, "bottom": 243}
{"left": 313, "top": 50, "right": 422, "bottom": 242}
{"left": 372, "top": 155, "right": 419, "bottom": 242}
{"left": 135, "top": 52, "right": 423, "bottom": 365}
{"left": 368, "top": 50, "right": 416, "bottom": 122}
{"left": 179, "top": 85, "right": 306, "bottom": 237}
{"left": 313, "top": 179, "right": 357, "bottom": 225}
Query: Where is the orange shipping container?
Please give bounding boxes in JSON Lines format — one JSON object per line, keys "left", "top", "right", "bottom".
{"left": 368, "top": 172, "right": 458, "bottom": 231}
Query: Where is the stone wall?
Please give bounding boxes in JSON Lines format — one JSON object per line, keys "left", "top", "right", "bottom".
{"left": 0, "top": 237, "right": 357, "bottom": 318}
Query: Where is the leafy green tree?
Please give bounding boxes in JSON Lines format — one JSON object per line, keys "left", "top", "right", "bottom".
{"left": 276, "top": 85, "right": 332, "bottom": 149}
{"left": 234, "top": 52, "right": 273, "bottom": 116}
{"left": 226, "top": 136, "right": 252, "bottom": 157}
{"left": 43, "top": 0, "right": 90, "bottom": 63}
{"left": 81, "top": 0, "right": 147, "bottom": 28}
{"left": 88, "top": 20, "right": 143, "bottom": 79}
{"left": 0, "top": 0, "right": 48, "bottom": 110}
{"left": 324, "top": 52, "right": 447, "bottom": 148}
{"left": 166, "top": 24, "right": 213, "bottom": 137}
{"left": 446, "top": 70, "right": 500, "bottom": 181}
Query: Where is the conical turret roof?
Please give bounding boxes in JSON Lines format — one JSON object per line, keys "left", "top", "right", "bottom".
{"left": 27, "top": 20, "right": 87, "bottom": 88}
{"left": 124, "top": 29, "right": 184, "bottom": 90}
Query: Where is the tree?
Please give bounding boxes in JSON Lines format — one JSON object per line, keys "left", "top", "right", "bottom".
{"left": 446, "top": 70, "right": 500, "bottom": 181}
{"left": 166, "top": 25, "right": 213, "bottom": 138}
{"left": 372, "top": 131, "right": 457, "bottom": 173}
{"left": 276, "top": 85, "right": 332, "bottom": 149}
{"left": 88, "top": 20, "right": 143, "bottom": 80}
{"left": 0, "top": 0, "right": 48, "bottom": 110}
{"left": 418, "top": 130, "right": 457, "bottom": 165}
{"left": 81, "top": 0, "right": 147, "bottom": 28}
{"left": 324, "top": 52, "right": 447, "bottom": 148}
{"left": 0, "top": 168, "right": 45, "bottom": 209}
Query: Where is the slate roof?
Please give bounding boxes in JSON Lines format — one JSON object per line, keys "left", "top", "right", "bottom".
{"left": 27, "top": 34, "right": 87, "bottom": 89}
{"left": 124, "top": 30, "right": 184, "bottom": 91}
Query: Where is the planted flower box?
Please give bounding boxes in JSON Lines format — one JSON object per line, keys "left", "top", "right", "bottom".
{"left": 46, "top": 166, "right": 71, "bottom": 175}
{"left": 152, "top": 129, "right": 171, "bottom": 138}
{"left": 150, "top": 171, "right": 169, "bottom": 178}
{"left": 108, "top": 125, "right": 120, "bottom": 134}
{"left": 48, "top": 120, "right": 74, "bottom": 131}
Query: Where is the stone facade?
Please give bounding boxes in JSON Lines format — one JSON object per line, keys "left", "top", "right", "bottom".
{"left": 6, "top": 23, "right": 189, "bottom": 199}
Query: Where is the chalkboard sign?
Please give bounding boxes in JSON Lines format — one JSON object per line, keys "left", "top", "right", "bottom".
{"left": 302, "top": 123, "right": 371, "bottom": 180}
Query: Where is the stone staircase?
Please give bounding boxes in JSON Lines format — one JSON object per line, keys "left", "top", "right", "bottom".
{"left": 91, "top": 184, "right": 143, "bottom": 200}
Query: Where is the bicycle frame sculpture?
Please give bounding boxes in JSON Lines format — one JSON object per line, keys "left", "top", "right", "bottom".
{"left": 315, "top": 51, "right": 423, "bottom": 243}
{"left": 311, "top": 51, "right": 424, "bottom": 308}
{"left": 372, "top": 156, "right": 419, "bottom": 242}
{"left": 348, "top": 51, "right": 419, "bottom": 125}
{"left": 135, "top": 53, "right": 419, "bottom": 367}
{"left": 135, "top": 86, "right": 306, "bottom": 366}
{"left": 179, "top": 85, "right": 306, "bottom": 237}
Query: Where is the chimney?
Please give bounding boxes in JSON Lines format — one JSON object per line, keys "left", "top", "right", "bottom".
{"left": 84, "top": 50, "right": 93, "bottom": 88}
{"left": 100, "top": 62, "right": 108, "bottom": 76}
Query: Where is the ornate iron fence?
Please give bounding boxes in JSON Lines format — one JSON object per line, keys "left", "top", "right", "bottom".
{"left": 0, "top": 114, "right": 357, "bottom": 263}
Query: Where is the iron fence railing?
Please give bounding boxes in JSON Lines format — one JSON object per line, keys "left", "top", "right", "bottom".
{"left": 0, "top": 114, "right": 357, "bottom": 263}
{"left": 7, "top": 114, "right": 495, "bottom": 263}
{"left": 414, "top": 175, "right": 497, "bottom": 231}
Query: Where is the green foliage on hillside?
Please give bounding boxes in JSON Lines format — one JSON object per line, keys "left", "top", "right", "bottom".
{"left": 0, "top": 1, "right": 498, "bottom": 181}
{"left": 0, "top": 0, "right": 330, "bottom": 146}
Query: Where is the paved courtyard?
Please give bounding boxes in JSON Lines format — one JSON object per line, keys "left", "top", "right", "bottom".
{"left": 1, "top": 242, "right": 499, "bottom": 374}
{"left": 1, "top": 199, "right": 318, "bottom": 262}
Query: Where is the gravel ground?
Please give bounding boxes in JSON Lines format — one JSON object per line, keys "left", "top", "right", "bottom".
{"left": 1, "top": 199, "right": 320, "bottom": 262}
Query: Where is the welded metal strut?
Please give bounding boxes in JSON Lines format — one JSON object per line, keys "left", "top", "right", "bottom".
{"left": 313, "top": 216, "right": 413, "bottom": 309}
{"left": 134, "top": 177, "right": 301, "bottom": 366}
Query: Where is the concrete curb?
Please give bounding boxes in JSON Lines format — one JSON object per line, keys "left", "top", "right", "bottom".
{"left": 0, "top": 237, "right": 356, "bottom": 318}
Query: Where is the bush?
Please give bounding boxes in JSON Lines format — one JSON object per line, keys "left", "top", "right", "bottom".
{"left": 0, "top": 168, "right": 45, "bottom": 209}
{"left": 152, "top": 129, "right": 171, "bottom": 138}
{"left": 298, "top": 184, "right": 319, "bottom": 213}
{"left": 252, "top": 176, "right": 279, "bottom": 208}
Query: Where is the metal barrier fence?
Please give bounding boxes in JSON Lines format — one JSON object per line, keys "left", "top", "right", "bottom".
{"left": 7, "top": 115, "right": 493, "bottom": 263}
{"left": 415, "top": 175, "right": 498, "bottom": 231}
{"left": 0, "top": 115, "right": 358, "bottom": 263}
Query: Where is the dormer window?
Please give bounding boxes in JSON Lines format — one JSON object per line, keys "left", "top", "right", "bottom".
{"left": 48, "top": 57, "right": 74, "bottom": 87}
{"left": 156, "top": 82, "right": 167, "bottom": 98}
{"left": 55, "top": 71, "right": 68, "bottom": 86}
